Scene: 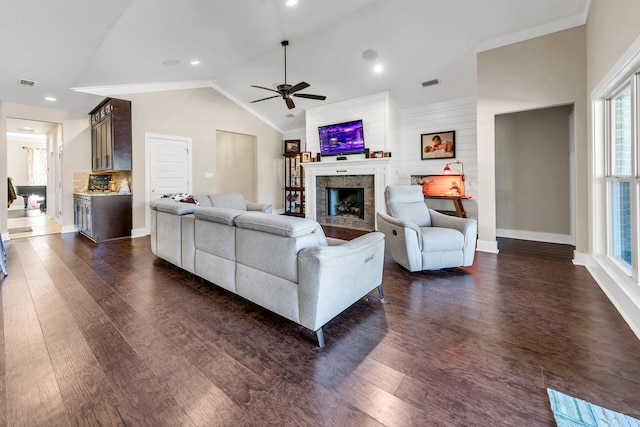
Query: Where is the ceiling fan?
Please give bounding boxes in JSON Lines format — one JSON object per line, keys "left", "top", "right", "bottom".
{"left": 250, "top": 40, "right": 326, "bottom": 109}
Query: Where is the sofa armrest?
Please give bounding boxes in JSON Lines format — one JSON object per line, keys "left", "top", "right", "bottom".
{"left": 150, "top": 198, "right": 198, "bottom": 215}
{"left": 376, "top": 212, "right": 423, "bottom": 272}
{"left": 297, "top": 232, "right": 385, "bottom": 332}
{"left": 429, "top": 209, "right": 477, "bottom": 266}
{"left": 428, "top": 209, "right": 475, "bottom": 235}
{"left": 246, "top": 201, "right": 273, "bottom": 214}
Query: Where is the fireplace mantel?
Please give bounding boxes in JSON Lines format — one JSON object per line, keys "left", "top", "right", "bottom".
{"left": 302, "top": 158, "right": 391, "bottom": 228}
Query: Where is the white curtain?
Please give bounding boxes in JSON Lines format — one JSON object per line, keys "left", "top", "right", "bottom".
{"left": 27, "top": 147, "right": 47, "bottom": 185}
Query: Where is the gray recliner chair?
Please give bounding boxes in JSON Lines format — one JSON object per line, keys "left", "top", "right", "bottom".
{"left": 376, "top": 185, "right": 477, "bottom": 271}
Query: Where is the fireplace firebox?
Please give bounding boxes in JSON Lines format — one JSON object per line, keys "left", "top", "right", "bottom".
{"left": 327, "top": 187, "right": 365, "bottom": 219}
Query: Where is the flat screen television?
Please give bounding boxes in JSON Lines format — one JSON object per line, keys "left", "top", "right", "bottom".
{"left": 318, "top": 119, "right": 365, "bottom": 156}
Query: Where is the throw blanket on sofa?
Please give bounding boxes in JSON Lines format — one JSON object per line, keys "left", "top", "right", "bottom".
{"left": 162, "top": 193, "right": 198, "bottom": 204}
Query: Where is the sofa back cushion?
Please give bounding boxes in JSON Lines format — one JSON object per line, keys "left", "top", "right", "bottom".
{"left": 385, "top": 185, "right": 432, "bottom": 227}
{"left": 199, "top": 193, "right": 247, "bottom": 210}
{"left": 235, "top": 213, "right": 327, "bottom": 283}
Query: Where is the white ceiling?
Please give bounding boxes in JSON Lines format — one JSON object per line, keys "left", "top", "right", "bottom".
{"left": 0, "top": 0, "right": 590, "bottom": 130}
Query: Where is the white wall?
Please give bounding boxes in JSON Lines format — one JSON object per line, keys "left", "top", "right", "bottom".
{"left": 400, "top": 96, "right": 478, "bottom": 219}
{"left": 305, "top": 91, "right": 393, "bottom": 159}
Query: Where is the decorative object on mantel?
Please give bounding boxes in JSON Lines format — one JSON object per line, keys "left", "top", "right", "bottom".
{"left": 301, "top": 152, "right": 312, "bottom": 163}
{"left": 421, "top": 130, "right": 455, "bottom": 160}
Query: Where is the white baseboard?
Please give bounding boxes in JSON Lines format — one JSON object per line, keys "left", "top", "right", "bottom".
{"left": 572, "top": 250, "right": 589, "bottom": 266}
{"left": 476, "top": 239, "right": 499, "bottom": 253}
{"left": 61, "top": 225, "right": 78, "bottom": 234}
{"left": 586, "top": 255, "right": 640, "bottom": 341}
{"left": 131, "top": 228, "right": 149, "bottom": 238}
{"left": 496, "top": 228, "right": 572, "bottom": 245}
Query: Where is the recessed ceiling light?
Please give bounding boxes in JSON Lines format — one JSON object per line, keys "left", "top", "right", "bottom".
{"left": 190, "top": 60, "right": 201, "bottom": 65}
{"left": 44, "top": 96, "right": 56, "bottom": 102}
{"left": 286, "top": 0, "right": 298, "bottom": 6}
{"left": 162, "top": 59, "right": 180, "bottom": 66}
{"left": 374, "top": 64, "right": 383, "bottom": 73}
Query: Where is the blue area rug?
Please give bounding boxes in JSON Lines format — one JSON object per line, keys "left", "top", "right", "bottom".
{"left": 547, "top": 388, "right": 640, "bottom": 426}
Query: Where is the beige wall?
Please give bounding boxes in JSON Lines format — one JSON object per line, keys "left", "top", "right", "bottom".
{"left": 587, "top": 0, "right": 640, "bottom": 90}
{"left": 117, "top": 87, "right": 283, "bottom": 232}
{"left": 476, "top": 26, "right": 587, "bottom": 253}
{"left": 495, "top": 105, "right": 573, "bottom": 238}
{"left": 0, "top": 101, "right": 90, "bottom": 236}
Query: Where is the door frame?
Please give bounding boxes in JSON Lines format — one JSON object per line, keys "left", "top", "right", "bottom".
{"left": 144, "top": 132, "right": 193, "bottom": 235}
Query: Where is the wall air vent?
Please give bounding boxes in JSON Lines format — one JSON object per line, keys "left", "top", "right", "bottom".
{"left": 17, "top": 78, "right": 37, "bottom": 87}
{"left": 421, "top": 79, "right": 440, "bottom": 88}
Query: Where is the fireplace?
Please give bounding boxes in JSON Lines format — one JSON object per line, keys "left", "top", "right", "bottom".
{"left": 327, "top": 187, "right": 365, "bottom": 219}
{"left": 301, "top": 158, "right": 391, "bottom": 231}
{"left": 315, "top": 175, "right": 374, "bottom": 230}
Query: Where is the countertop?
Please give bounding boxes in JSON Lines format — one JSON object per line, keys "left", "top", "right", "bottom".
{"left": 74, "top": 191, "right": 133, "bottom": 197}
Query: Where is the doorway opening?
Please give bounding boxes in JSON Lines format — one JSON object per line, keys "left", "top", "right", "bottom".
{"left": 6, "top": 118, "right": 62, "bottom": 238}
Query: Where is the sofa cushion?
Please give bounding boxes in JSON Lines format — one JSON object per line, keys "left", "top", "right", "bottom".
{"left": 420, "top": 227, "right": 464, "bottom": 252}
{"left": 194, "top": 207, "right": 245, "bottom": 225}
{"left": 235, "top": 213, "right": 323, "bottom": 238}
{"left": 151, "top": 198, "right": 198, "bottom": 215}
{"left": 207, "top": 193, "right": 247, "bottom": 210}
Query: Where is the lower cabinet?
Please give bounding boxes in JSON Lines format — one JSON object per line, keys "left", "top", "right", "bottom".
{"left": 74, "top": 194, "right": 132, "bottom": 242}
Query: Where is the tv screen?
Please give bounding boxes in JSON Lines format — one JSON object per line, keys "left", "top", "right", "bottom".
{"left": 318, "top": 119, "right": 365, "bottom": 156}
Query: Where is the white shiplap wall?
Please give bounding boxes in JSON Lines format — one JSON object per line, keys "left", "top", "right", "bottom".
{"left": 284, "top": 93, "right": 477, "bottom": 218}
{"left": 304, "top": 91, "right": 391, "bottom": 159}
{"left": 400, "top": 96, "right": 478, "bottom": 219}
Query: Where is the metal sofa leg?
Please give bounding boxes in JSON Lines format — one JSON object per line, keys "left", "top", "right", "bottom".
{"left": 315, "top": 328, "right": 325, "bottom": 348}
{"left": 378, "top": 285, "right": 389, "bottom": 304}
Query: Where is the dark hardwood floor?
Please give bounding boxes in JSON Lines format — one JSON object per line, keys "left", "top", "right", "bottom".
{"left": 1, "top": 230, "right": 639, "bottom": 426}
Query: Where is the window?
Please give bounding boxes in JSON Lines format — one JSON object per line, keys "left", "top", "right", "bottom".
{"left": 605, "top": 77, "right": 638, "bottom": 277}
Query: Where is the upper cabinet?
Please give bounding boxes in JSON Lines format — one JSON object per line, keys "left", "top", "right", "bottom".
{"left": 90, "top": 98, "right": 132, "bottom": 171}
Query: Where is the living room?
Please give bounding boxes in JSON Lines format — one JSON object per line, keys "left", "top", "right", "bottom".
{"left": 1, "top": 1, "right": 640, "bottom": 425}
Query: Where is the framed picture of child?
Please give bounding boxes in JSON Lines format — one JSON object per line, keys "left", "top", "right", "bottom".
{"left": 421, "top": 131, "right": 455, "bottom": 160}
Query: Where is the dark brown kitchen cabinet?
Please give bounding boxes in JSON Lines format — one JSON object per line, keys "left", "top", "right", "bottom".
{"left": 90, "top": 98, "right": 131, "bottom": 171}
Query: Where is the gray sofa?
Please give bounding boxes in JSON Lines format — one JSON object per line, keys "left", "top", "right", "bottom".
{"left": 149, "top": 194, "right": 386, "bottom": 347}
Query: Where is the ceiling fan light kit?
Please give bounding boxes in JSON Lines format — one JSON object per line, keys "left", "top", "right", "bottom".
{"left": 251, "top": 40, "right": 326, "bottom": 109}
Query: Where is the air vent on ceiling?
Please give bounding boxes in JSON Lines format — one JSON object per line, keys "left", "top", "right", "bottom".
{"left": 421, "top": 79, "right": 440, "bottom": 88}
{"left": 17, "top": 127, "right": 36, "bottom": 133}
{"left": 17, "top": 78, "right": 37, "bottom": 87}
{"left": 285, "top": 114, "right": 295, "bottom": 119}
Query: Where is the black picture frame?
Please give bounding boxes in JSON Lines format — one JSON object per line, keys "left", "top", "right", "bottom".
{"left": 284, "top": 139, "right": 301, "bottom": 154}
{"left": 421, "top": 131, "right": 455, "bottom": 160}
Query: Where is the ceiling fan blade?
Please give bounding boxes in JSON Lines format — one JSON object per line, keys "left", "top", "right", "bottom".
{"left": 293, "top": 93, "right": 327, "bottom": 101}
{"left": 251, "top": 95, "right": 280, "bottom": 103}
{"left": 285, "top": 96, "right": 295, "bottom": 109}
{"left": 250, "top": 85, "right": 280, "bottom": 94}
{"left": 288, "top": 82, "right": 310, "bottom": 94}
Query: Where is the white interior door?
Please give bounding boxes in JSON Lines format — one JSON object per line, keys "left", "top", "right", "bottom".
{"left": 145, "top": 133, "right": 192, "bottom": 234}
{"left": 148, "top": 135, "right": 192, "bottom": 200}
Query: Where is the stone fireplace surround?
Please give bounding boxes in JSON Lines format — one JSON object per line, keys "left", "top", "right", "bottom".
{"left": 302, "top": 158, "right": 391, "bottom": 230}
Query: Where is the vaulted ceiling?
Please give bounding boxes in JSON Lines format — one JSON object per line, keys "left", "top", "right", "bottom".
{"left": 1, "top": 0, "right": 589, "bottom": 130}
